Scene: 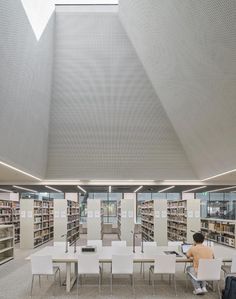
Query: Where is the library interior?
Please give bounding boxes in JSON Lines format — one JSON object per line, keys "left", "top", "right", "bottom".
{"left": 0, "top": 1, "right": 236, "bottom": 299}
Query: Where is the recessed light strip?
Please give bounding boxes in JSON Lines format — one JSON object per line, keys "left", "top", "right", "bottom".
{"left": 13, "top": 185, "right": 37, "bottom": 193}
{"left": 158, "top": 186, "right": 175, "bottom": 193}
{"left": 183, "top": 186, "right": 207, "bottom": 193}
{"left": 134, "top": 186, "right": 143, "bottom": 193}
{"left": 0, "top": 188, "right": 12, "bottom": 193}
{"left": 0, "top": 161, "right": 41, "bottom": 181}
{"left": 45, "top": 186, "right": 63, "bottom": 193}
{"left": 203, "top": 169, "right": 236, "bottom": 181}
{"left": 77, "top": 185, "right": 87, "bottom": 193}
{"left": 208, "top": 186, "right": 236, "bottom": 193}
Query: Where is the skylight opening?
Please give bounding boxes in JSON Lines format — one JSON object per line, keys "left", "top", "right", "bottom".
{"left": 21, "top": 0, "right": 55, "bottom": 41}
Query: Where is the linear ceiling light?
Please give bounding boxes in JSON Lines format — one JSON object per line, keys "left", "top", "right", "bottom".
{"left": 134, "top": 186, "right": 143, "bottom": 193}
{"left": 183, "top": 186, "right": 207, "bottom": 193}
{"left": 45, "top": 186, "right": 62, "bottom": 193}
{"left": 208, "top": 186, "right": 236, "bottom": 193}
{"left": 13, "top": 185, "right": 37, "bottom": 193}
{"left": 77, "top": 185, "right": 87, "bottom": 193}
{"left": 0, "top": 188, "right": 12, "bottom": 193}
{"left": 158, "top": 186, "right": 175, "bottom": 193}
{"left": 109, "top": 186, "right": 112, "bottom": 193}
{"left": 202, "top": 169, "right": 236, "bottom": 181}
{"left": 0, "top": 161, "right": 41, "bottom": 181}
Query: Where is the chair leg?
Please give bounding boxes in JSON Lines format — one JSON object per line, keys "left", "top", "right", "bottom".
{"left": 152, "top": 274, "right": 155, "bottom": 296}
{"left": 149, "top": 268, "right": 151, "bottom": 285}
{"left": 132, "top": 274, "right": 135, "bottom": 295}
{"left": 140, "top": 262, "right": 144, "bottom": 276}
{"left": 185, "top": 272, "right": 188, "bottom": 290}
{"left": 173, "top": 275, "right": 177, "bottom": 296}
{"left": 98, "top": 274, "right": 101, "bottom": 294}
{"left": 184, "top": 262, "right": 187, "bottom": 273}
{"left": 30, "top": 275, "right": 35, "bottom": 297}
{"left": 77, "top": 274, "right": 79, "bottom": 296}
{"left": 58, "top": 269, "right": 61, "bottom": 286}
{"left": 217, "top": 281, "right": 221, "bottom": 299}
{"left": 110, "top": 273, "right": 113, "bottom": 294}
{"left": 38, "top": 275, "right": 41, "bottom": 288}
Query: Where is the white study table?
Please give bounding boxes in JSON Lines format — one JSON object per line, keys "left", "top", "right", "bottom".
{"left": 26, "top": 245, "right": 234, "bottom": 292}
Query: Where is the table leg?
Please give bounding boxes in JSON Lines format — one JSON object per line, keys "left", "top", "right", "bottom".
{"left": 66, "top": 262, "right": 71, "bottom": 293}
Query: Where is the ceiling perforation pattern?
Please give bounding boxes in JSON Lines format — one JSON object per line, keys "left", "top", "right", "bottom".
{"left": 47, "top": 11, "right": 196, "bottom": 180}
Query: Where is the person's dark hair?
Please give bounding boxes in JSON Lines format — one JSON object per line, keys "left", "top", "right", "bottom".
{"left": 193, "top": 232, "right": 205, "bottom": 244}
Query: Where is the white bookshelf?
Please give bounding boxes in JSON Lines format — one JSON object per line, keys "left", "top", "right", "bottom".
{"left": 0, "top": 225, "right": 14, "bottom": 265}
{"left": 0, "top": 193, "right": 20, "bottom": 244}
{"left": 87, "top": 199, "right": 103, "bottom": 240}
{"left": 117, "top": 193, "right": 135, "bottom": 246}
{"left": 54, "top": 194, "right": 80, "bottom": 244}
{"left": 20, "top": 198, "right": 53, "bottom": 249}
{"left": 167, "top": 199, "right": 200, "bottom": 243}
{"left": 201, "top": 218, "right": 236, "bottom": 248}
{"left": 140, "top": 199, "right": 167, "bottom": 245}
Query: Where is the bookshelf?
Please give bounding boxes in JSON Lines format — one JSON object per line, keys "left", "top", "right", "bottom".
{"left": 0, "top": 225, "right": 14, "bottom": 265}
{"left": 0, "top": 194, "right": 20, "bottom": 244}
{"left": 201, "top": 218, "right": 236, "bottom": 248}
{"left": 54, "top": 194, "right": 80, "bottom": 244}
{"left": 117, "top": 193, "right": 136, "bottom": 246}
{"left": 87, "top": 199, "right": 103, "bottom": 240}
{"left": 140, "top": 199, "right": 167, "bottom": 245}
{"left": 12, "top": 201, "right": 20, "bottom": 243}
{"left": 0, "top": 199, "right": 12, "bottom": 225}
{"left": 167, "top": 199, "right": 200, "bottom": 243}
{"left": 20, "top": 198, "right": 54, "bottom": 249}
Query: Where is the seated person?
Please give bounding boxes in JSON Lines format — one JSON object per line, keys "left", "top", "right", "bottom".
{"left": 186, "top": 232, "right": 214, "bottom": 295}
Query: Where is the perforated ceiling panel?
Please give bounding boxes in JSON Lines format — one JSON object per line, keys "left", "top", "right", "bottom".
{"left": 0, "top": 0, "right": 54, "bottom": 179}
{"left": 119, "top": 0, "right": 236, "bottom": 180}
{"left": 47, "top": 10, "right": 196, "bottom": 180}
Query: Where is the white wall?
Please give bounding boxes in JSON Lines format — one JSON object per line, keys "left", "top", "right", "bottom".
{"left": 0, "top": 0, "right": 55, "bottom": 178}
{"left": 119, "top": 0, "right": 236, "bottom": 180}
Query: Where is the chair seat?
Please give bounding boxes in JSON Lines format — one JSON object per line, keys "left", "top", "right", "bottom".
{"left": 149, "top": 265, "right": 175, "bottom": 275}
{"left": 221, "top": 265, "right": 231, "bottom": 274}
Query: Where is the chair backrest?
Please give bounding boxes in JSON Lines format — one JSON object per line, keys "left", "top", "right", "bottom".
{"left": 197, "top": 259, "right": 222, "bottom": 281}
{"left": 154, "top": 254, "right": 176, "bottom": 274}
{"left": 111, "top": 241, "right": 127, "bottom": 247}
{"left": 143, "top": 241, "right": 157, "bottom": 248}
{"left": 231, "top": 255, "right": 236, "bottom": 273}
{"left": 144, "top": 246, "right": 159, "bottom": 258}
{"left": 112, "top": 254, "right": 133, "bottom": 274}
{"left": 78, "top": 254, "right": 99, "bottom": 274}
{"left": 31, "top": 255, "right": 53, "bottom": 275}
{"left": 54, "top": 241, "right": 69, "bottom": 247}
{"left": 87, "top": 240, "right": 103, "bottom": 250}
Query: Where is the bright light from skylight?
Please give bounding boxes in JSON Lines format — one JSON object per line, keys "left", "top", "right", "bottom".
{"left": 21, "top": 0, "right": 55, "bottom": 41}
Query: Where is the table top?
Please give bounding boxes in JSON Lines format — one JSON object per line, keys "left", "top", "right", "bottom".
{"left": 26, "top": 245, "right": 233, "bottom": 263}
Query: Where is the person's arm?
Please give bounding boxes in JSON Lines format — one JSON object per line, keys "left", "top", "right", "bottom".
{"left": 186, "top": 247, "right": 193, "bottom": 259}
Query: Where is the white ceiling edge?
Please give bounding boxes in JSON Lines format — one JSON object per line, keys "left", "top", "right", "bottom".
{"left": 56, "top": 4, "right": 118, "bottom": 12}
{"left": 0, "top": 180, "right": 231, "bottom": 186}
{"left": 55, "top": 0, "right": 119, "bottom": 4}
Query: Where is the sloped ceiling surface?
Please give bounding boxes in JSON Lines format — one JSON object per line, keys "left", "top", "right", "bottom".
{"left": 46, "top": 11, "right": 196, "bottom": 180}
{"left": 119, "top": 0, "right": 236, "bottom": 180}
